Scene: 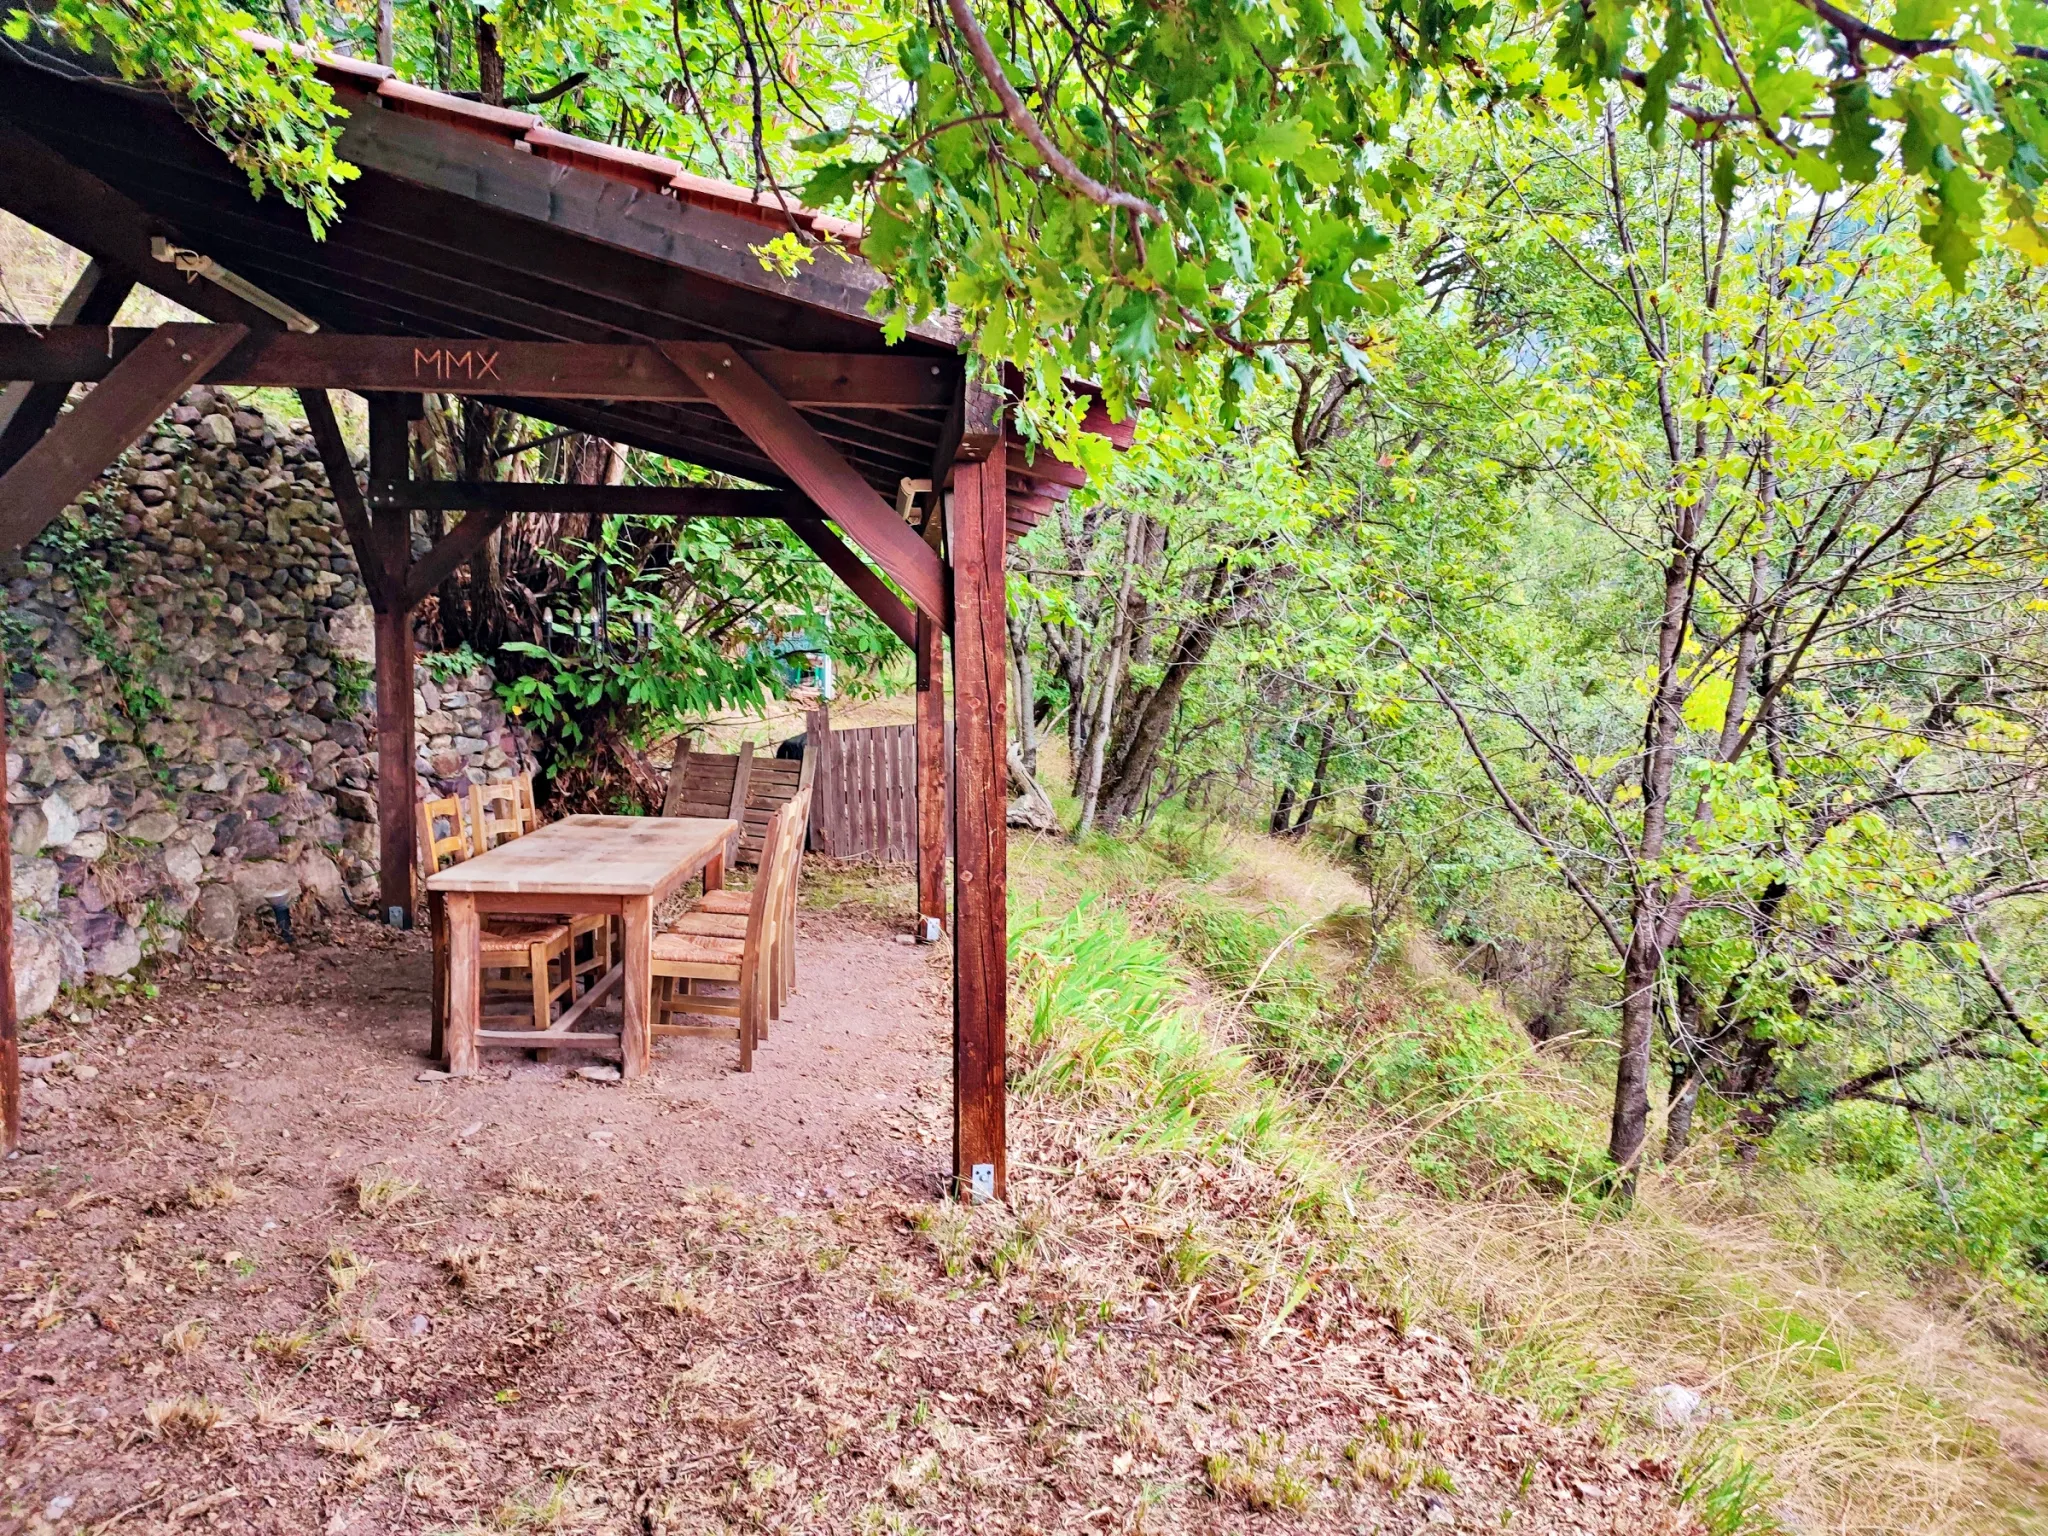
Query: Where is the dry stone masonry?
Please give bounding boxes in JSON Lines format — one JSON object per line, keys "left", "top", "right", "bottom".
{"left": 1, "top": 388, "right": 535, "bottom": 1022}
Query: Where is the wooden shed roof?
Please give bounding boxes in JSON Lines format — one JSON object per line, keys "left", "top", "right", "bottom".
{"left": 0, "top": 35, "right": 1124, "bottom": 532}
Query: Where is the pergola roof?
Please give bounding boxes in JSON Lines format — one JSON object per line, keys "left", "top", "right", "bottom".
{"left": 0, "top": 34, "right": 1121, "bottom": 533}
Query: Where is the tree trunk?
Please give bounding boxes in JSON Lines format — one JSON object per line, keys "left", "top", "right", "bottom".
{"left": 1076, "top": 513, "right": 1143, "bottom": 834}
{"left": 1008, "top": 604, "right": 1038, "bottom": 777}
{"left": 376, "top": 0, "right": 393, "bottom": 65}
{"left": 475, "top": 12, "right": 506, "bottom": 104}
{"left": 430, "top": 2, "right": 454, "bottom": 88}
{"left": 1609, "top": 910, "right": 1664, "bottom": 1181}
{"left": 1095, "top": 560, "right": 1250, "bottom": 833}
{"left": 1270, "top": 781, "right": 1298, "bottom": 835}
{"left": 1664, "top": 1066, "right": 1701, "bottom": 1163}
{"left": 1289, "top": 718, "right": 1336, "bottom": 835}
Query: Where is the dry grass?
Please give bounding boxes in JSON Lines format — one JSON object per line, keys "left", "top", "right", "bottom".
{"left": 352, "top": 1163, "right": 424, "bottom": 1216}
{"left": 438, "top": 1242, "right": 488, "bottom": 1290}
{"left": 184, "top": 1175, "right": 244, "bottom": 1210}
{"left": 159, "top": 1318, "right": 206, "bottom": 1355}
{"left": 1391, "top": 1175, "right": 2048, "bottom": 1536}
{"left": 143, "top": 1395, "right": 225, "bottom": 1441}
{"left": 312, "top": 1423, "right": 391, "bottom": 1484}
{"left": 324, "top": 1242, "right": 373, "bottom": 1301}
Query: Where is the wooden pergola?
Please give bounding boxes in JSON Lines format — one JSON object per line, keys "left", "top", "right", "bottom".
{"left": 0, "top": 36, "right": 1128, "bottom": 1197}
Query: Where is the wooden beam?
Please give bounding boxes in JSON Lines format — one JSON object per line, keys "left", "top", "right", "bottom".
{"left": 0, "top": 323, "right": 248, "bottom": 551}
{"left": 949, "top": 442, "right": 1008, "bottom": 1203}
{"left": 298, "top": 389, "right": 387, "bottom": 608}
{"left": 380, "top": 480, "right": 795, "bottom": 519}
{"left": 0, "top": 328, "right": 960, "bottom": 409}
{"left": 663, "top": 343, "right": 950, "bottom": 622}
{"left": 367, "top": 394, "right": 419, "bottom": 926}
{"left": 403, "top": 507, "right": 514, "bottom": 609}
{"left": 916, "top": 607, "right": 948, "bottom": 937}
{"left": 786, "top": 518, "right": 917, "bottom": 649}
{"left": 0, "top": 264, "right": 138, "bottom": 476}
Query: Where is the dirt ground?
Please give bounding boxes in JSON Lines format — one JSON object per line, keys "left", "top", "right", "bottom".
{"left": 2, "top": 878, "right": 1690, "bottom": 1535}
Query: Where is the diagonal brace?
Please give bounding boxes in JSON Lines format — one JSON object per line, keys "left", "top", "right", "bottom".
{"left": 0, "top": 323, "right": 246, "bottom": 551}
{"left": 662, "top": 342, "right": 949, "bottom": 627}
{"left": 404, "top": 507, "right": 514, "bottom": 609}
{"left": 787, "top": 516, "right": 916, "bottom": 649}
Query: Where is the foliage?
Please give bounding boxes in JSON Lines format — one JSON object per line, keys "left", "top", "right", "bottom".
{"left": 7, "top": 0, "right": 355, "bottom": 228}
{"left": 328, "top": 654, "right": 371, "bottom": 716}
{"left": 31, "top": 502, "right": 170, "bottom": 733}
{"left": 484, "top": 507, "right": 898, "bottom": 809}
{"left": 28, "top": 0, "right": 2048, "bottom": 423}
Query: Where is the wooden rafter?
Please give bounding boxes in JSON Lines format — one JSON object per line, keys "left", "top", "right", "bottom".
{"left": 379, "top": 481, "right": 793, "bottom": 519}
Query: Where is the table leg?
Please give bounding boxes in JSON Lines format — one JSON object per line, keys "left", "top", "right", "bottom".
{"left": 428, "top": 889, "right": 447, "bottom": 1063}
{"left": 621, "top": 894, "right": 652, "bottom": 1078}
{"left": 704, "top": 845, "right": 726, "bottom": 893}
{"left": 446, "top": 891, "right": 481, "bottom": 1076}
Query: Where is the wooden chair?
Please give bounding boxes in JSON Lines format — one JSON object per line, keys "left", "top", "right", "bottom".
{"left": 650, "top": 807, "right": 786, "bottom": 1071}
{"left": 662, "top": 736, "right": 813, "bottom": 867}
{"left": 420, "top": 792, "right": 575, "bottom": 1050}
{"left": 420, "top": 795, "right": 469, "bottom": 1061}
{"left": 675, "top": 783, "right": 809, "bottom": 1024}
{"left": 511, "top": 770, "right": 541, "bottom": 834}
{"left": 469, "top": 780, "right": 526, "bottom": 850}
{"left": 475, "top": 776, "right": 613, "bottom": 1000}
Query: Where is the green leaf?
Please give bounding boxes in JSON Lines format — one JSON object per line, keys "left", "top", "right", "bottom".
{"left": 799, "top": 160, "right": 867, "bottom": 209}
{"left": 1713, "top": 143, "right": 1738, "bottom": 211}
{"left": 1828, "top": 82, "right": 1883, "bottom": 183}
{"left": 1108, "top": 288, "right": 1160, "bottom": 362}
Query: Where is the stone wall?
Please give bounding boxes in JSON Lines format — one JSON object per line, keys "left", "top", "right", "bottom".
{"left": 2, "top": 387, "right": 537, "bottom": 1020}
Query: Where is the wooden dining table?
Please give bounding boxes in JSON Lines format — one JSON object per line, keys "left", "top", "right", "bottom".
{"left": 425, "top": 814, "right": 738, "bottom": 1078}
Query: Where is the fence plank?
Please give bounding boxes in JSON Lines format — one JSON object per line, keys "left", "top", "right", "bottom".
{"left": 811, "top": 721, "right": 929, "bottom": 863}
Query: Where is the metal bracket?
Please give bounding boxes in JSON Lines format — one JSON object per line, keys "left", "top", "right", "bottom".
{"left": 386, "top": 905, "right": 411, "bottom": 930}
{"left": 968, "top": 1163, "right": 995, "bottom": 1204}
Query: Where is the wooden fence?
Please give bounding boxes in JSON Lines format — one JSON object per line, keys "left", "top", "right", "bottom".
{"left": 809, "top": 715, "right": 948, "bottom": 862}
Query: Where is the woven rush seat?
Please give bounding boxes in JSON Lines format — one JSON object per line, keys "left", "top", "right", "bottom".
{"left": 692, "top": 888, "right": 752, "bottom": 916}
{"left": 481, "top": 922, "right": 571, "bottom": 952}
{"left": 667, "top": 912, "right": 748, "bottom": 940}
{"left": 651, "top": 931, "right": 743, "bottom": 964}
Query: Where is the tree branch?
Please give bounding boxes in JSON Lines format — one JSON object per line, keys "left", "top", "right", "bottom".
{"left": 941, "top": 0, "right": 1166, "bottom": 225}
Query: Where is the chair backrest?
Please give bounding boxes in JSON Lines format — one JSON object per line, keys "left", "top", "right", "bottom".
{"left": 780, "top": 784, "right": 812, "bottom": 902}
{"left": 418, "top": 795, "right": 470, "bottom": 875}
{"left": 736, "top": 807, "right": 786, "bottom": 1006}
{"left": 511, "top": 770, "right": 540, "bottom": 833}
{"left": 470, "top": 781, "right": 525, "bottom": 851}
{"left": 663, "top": 736, "right": 814, "bottom": 867}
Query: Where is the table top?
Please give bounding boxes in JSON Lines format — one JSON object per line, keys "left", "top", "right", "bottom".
{"left": 425, "top": 814, "right": 737, "bottom": 898}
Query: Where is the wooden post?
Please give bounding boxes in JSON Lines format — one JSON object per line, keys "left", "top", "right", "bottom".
{"left": 0, "top": 658, "right": 16, "bottom": 1157}
{"left": 915, "top": 607, "right": 947, "bottom": 938}
{"left": 374, "top": 603, "right": 416, "bottom": 926}
{"left": 367, "top": 395, "right": 418, "bottom": 926}
{"left": 948, "top": 440, "right": 1007, "bottom": 1202}
{"left": 444, "top": 891, "right": 479, "bottom": 1074}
